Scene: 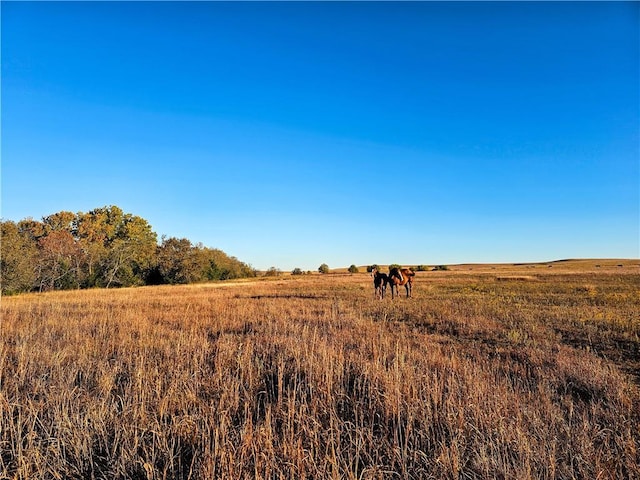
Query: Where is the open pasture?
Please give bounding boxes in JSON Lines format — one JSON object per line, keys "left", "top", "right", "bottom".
{"left": 1, "top": 263, "right": 639, "bottom": 479}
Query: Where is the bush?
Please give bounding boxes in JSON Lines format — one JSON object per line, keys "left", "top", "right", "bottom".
{"left": 265, "top": 267, "right": 281, "bottom": 277}
{"left": 432, "top": 265, "right": 449, "bottom": 271}
{"left": 348, "top": 265, "right": 359, "bottom": 274}
{"left": 318, "top": 264, "right": 330, "bottom": 274}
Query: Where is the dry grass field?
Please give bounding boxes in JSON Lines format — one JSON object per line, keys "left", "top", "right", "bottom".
{"left": 1, "top": 260, "right": 639, "bottom": 479}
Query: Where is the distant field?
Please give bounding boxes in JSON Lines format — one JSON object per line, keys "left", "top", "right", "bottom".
{"left": 330, "top": 258, "right": 640, "bottom": 274}
{"left": 1, "top": 262, "right": 639, "bottom": 479}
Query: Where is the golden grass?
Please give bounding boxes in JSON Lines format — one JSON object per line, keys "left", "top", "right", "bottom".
{"left": 1, "top": 267, "right": 639, "bottom": 479}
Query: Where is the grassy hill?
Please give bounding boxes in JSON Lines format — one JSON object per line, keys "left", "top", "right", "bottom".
{"left": 323, "top": 259, "right": 640, "bottom": 274}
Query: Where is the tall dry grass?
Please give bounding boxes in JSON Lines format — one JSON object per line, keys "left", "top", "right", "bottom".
{"left": 1, "top": 268, "right": 639, "bottom": 479}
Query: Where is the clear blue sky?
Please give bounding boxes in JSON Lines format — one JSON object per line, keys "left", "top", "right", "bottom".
{"left": 2, "top": 1, "right": 638, "bottom": 270}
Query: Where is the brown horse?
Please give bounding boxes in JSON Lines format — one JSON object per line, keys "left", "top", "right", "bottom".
{"left": 388, "top": 267, "right": 415, "bottom": 299}
{"left": 372, "top": 267, "right": 389, "bottom": 299}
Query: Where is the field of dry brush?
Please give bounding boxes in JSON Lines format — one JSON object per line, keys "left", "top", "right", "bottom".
{"left": 1, "top": 262, "right": 639, "bottom": 479}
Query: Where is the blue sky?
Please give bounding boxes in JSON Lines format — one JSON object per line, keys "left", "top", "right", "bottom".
{"left": 2, "top": 1, "right": 638, "bottom": 270}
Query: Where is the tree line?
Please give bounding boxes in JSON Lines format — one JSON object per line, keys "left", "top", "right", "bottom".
{"left": 0, "top": 205, "right": 255, "bottom": 295}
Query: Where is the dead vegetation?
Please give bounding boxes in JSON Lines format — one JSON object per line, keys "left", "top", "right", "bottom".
{"left": 1, "top": 266, "right": 639, "bottom": 479}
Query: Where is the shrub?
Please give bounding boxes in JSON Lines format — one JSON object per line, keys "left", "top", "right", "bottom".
{"left": 265, "top": 267, "right": 281, "bottom": 277}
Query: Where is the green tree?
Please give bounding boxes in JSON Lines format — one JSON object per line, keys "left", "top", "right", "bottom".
{"left": 17, "top": 218, "right": 46, "bottom": 242}
{"left": 291, "top": 267, "right": 303, "bottom": 275}
{"left": 43, "top": 211, "right": 76, "bottom": 234}
{"left": 101, "top": 213, "right": 157, "bottom": 287}
{"left": 170, "top": 244, "right": 256, "bottom": 282}
{"left": 153, "top": 237, "right": 194, "bottom": 284}
{"left": 74, "top": 206, "right": 156, "bottom": 288}
{"left": 318, "top": 263, "right": 329, "bottom": 274}
{"left": 74, "top": 206, "right": 122, "bottom": 286}
{"left": 201, "top": 247, "right": 255, "bottom": 281}
{"left": 0, "top": 220, "right": 38, "bottom": 294}
{"left": 348, "top": 264, "right": 359, "bottom": 274}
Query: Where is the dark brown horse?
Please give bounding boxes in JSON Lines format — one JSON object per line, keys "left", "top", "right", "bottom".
{"left": 388, "top": 267, "right": 415, "bottom": 299}
{"left": 372, "top": 267, "right": 389, "bottom": 299}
